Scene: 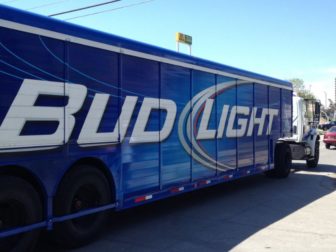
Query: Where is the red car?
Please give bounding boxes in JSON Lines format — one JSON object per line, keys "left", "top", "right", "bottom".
{"left": 323, "top": 126, "right": 336, "bottom": 149}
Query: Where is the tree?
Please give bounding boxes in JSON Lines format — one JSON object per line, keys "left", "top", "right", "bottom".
{"left": 290, "top": 78, "right": 305, "bottom": 92}
{"left": 289, "top": 78, "right": 316, "bottom": 99}
{"left": 326, "top": 99, "right": 336, "bottom": 120}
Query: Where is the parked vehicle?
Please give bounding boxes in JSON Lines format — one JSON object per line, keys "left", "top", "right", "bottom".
{"left": 0, "top": 4, "right": 318, "bottom": 251}
{"left": 319, "top": 121, "right": 336, "bottom": 131}
{"left": 323, "top": 126, "right": 336, "bottom": 149}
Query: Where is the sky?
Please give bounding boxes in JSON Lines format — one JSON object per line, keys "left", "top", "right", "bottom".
{"left": 2, "top": 0, "right": 336, "bottom": 106}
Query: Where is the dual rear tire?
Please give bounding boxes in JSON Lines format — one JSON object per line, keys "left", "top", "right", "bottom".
{"left": 265, "top": 143, "right": 292, "bottom": 178}
{"left": 0, "top": 176, "right": 42, "bottom": 252}
{"left": 50, "top": 165, "right": 112, "bottom": 249}
{"left": 0, "top": 165, "right": 113, "bottom": 251}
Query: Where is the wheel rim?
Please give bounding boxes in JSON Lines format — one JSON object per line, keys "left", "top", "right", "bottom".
{"left": 70, "top": 184, "right": 101, "bottom": 230}
{"left": 0, "top": 200, "right": 26, "bottom": 250}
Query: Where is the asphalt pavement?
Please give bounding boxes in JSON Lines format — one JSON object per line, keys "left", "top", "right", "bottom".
{"left": 37, "top": 145, "right": 336, "bottom": 252}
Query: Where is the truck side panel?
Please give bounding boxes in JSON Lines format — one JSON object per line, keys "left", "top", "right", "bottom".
{"left": 66, "top": 41, "right": 120, "bottom": 145}
{"left": 254, "top": 84, "right": 269, "bottom": 170}
{"left": 191, "top": 70, "right": 217, "bottom": 180}
{"left": 237, "top": 83, "right": 254, "bottom": 172}
{"left": 121, "top": 55, "right": 160, "bottom": 197}
{"left": 160, "top": 63, "right": 191, "bottom": 187}
{"left": 0, "top": 28, "right": 66, "bottom": 150}
{"left": 216, "top": 76, "right": 237, "bottom": 175}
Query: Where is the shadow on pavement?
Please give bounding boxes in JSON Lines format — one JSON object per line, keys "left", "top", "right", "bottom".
{"left": 293, "top": 162, "right": 336, "bottom": 172}
{"left": 37, "top": 162, "right": 336, "bottom": 252}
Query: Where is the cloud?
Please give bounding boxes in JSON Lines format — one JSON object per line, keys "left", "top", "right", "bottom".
{"left": 323, "top": 67, "right": 336, "bottom": 74}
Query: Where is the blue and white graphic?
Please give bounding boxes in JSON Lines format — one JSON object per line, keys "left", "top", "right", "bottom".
{"left": 178, "top": 82, "right": 279, "bottom": 171}
{"left": 0, "top": 4, "right": 292, "bottom": 227}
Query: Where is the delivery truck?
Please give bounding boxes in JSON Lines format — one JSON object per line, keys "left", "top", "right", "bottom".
{"left": 0, "top": 4, "right": 302, "bottom": 251}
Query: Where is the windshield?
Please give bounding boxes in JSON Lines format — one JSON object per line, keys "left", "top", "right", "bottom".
{"left": 328, "top": 126, "right": 336, "bottom": 132}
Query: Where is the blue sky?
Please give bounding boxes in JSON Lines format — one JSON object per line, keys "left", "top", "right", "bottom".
{"left": 2, "top": 0, "right": 336, "bottom": 106}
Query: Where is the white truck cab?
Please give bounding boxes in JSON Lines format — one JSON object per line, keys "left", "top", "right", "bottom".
{"left": 282, "top": 93, "right": 320, "bottom": 168}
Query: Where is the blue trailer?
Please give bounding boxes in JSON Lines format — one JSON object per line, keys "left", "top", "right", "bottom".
{"left": 0, "top": 5, "right": 293, "bottom": 251}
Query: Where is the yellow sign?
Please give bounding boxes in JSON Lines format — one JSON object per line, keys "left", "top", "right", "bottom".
{"left": 176, "top": 32, "right": 192, "bottom": 45}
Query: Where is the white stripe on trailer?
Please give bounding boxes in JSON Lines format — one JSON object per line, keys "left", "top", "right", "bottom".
{"left": 0, "top": 19, "right": 292, "bottom": 91}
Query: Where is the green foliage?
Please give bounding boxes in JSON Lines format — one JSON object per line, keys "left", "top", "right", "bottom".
{"left": 298, "top": 90, "right": 316, "bottom": 99}
{"left": 289, "top": 78, "right": 316, "bottom": 99}
{"left": 290, "top": 78, "right": 304, "bottom": 91}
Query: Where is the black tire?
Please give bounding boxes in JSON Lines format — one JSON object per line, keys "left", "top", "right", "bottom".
{"left": 306, "top": 141, "right": 319, "bottom": 168}
{"left": 0, "top": 176, "right": 42, "bottom": 252}
{"left": 51, "top": 165, "right": 112, "bottom": 249}
{"left": 325, "top": 144, "right": 330, "bottom": 149}
{"left": 265, "top": 143, "right": 291, "bottom": 178}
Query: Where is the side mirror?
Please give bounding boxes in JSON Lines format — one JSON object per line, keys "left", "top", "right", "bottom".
{"left": 315, "top": 102, "right": 320, "bottom": 116}
{"left": 314, "top": 102, "right": 321, "bottom": 126}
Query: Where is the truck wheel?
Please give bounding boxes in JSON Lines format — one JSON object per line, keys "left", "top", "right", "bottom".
{"left": 51, "top": 165, "right": 112, "bottom": 249}
{"left": 306, "top": 141, "right": 319, "bottom": 168}
{"left": 0, "top": 176, "right": 42, "bottom": 252}
{"left": 325, "top": 144, "right": 330, "bottom": 149}
{"left": 266, "top": 143, "right": 291, "bottom": 178}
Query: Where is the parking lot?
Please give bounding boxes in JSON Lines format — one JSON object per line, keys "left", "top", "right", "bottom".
{"left": 38, "top": 145, "right": 336, "bottom": 252}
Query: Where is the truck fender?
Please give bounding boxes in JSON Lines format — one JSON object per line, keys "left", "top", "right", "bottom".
{"left": 306, "top": 129, "right": 319, "bottom": 157}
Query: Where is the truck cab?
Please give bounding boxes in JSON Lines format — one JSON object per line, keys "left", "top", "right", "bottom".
{"left": 282, "top": 93, "right": 320, "bottom": 168}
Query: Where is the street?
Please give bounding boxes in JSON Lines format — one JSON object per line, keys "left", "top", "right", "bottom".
{"left": 38, "top": 145, "right": 336, "bottom": 252}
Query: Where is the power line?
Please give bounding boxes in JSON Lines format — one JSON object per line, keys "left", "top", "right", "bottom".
{"left": 49, "top": 0, "right": 121, "bottom": 17}
{"left": 27, "top": 0, "right": 71, "bottom": 11}
{"left": 65, "top": 0, "right": 155, "bottom": 21}
{"left": 1, "top": 0, "right": 22, "bottom": 4}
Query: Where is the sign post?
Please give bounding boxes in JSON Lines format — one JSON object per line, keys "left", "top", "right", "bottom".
{"left": 176, "top": 32, "right": 192, "bottom": 55}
